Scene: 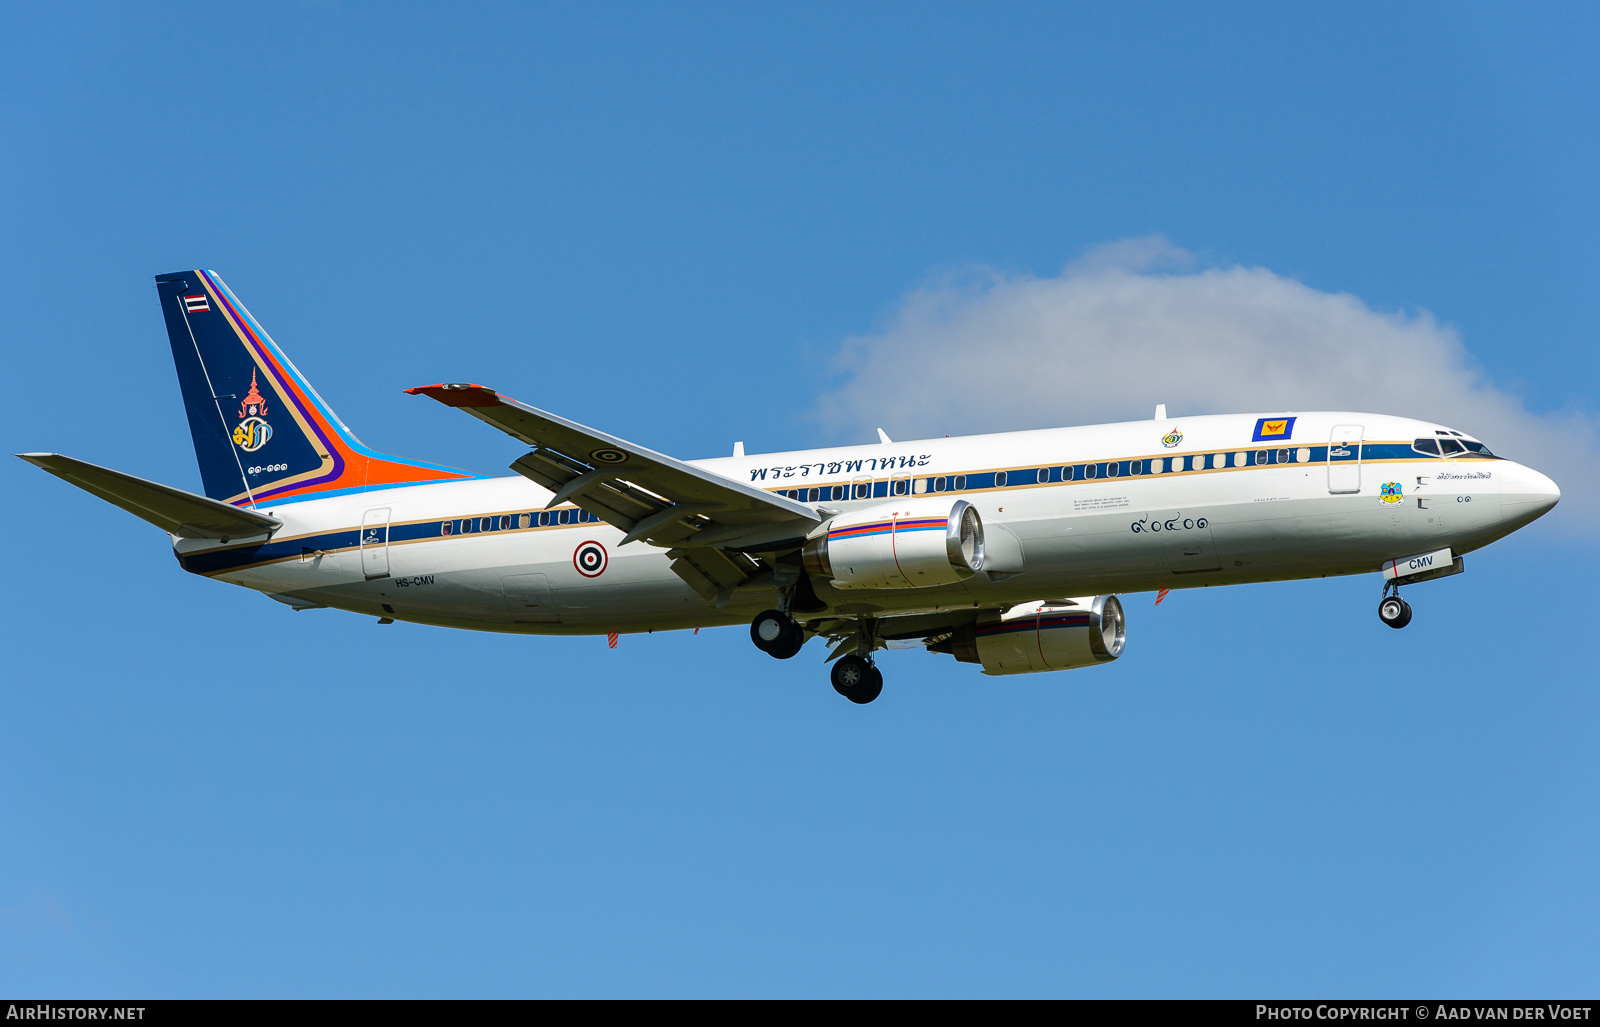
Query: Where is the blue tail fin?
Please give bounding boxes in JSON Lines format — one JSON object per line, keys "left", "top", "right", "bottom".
{"left": 154, "top": 270, "right": 475, "bottom": 506}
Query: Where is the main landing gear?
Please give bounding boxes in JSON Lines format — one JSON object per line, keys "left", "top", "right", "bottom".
{"left": 751, "top": 609, "right": 806, "bottom": 660}
{"left": 830, "top": 655, "right": 883, "bottom": 705}
{"left": 1378, "top": 583, "right": 1413, "bottom": 630}
{"left": 749, "top": 610, "right": 885, "bottom": 704}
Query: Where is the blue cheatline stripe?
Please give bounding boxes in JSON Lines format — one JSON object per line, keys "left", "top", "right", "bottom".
{"left": 179, "top": 506, "right": 606, "bottom": 576}
{"left": 764, "top": 442, "right": 1496, "bottom": 501}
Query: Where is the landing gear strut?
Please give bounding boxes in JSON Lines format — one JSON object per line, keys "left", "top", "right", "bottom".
{"left": 1378, "top": 582, "right": 1413, "bottom": 629}
{"left": 830, "top": 655, "right": 883, "bottom": 704}
{"left": 750, "top": 609, "right": 806, "bottom": 659}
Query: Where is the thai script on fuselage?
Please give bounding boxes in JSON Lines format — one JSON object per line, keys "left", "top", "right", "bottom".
{"left": 750, "top": 454, "right": 933, "bottom": 481}
{"left": 1436, "top": 471, "right": 1491, "bottom": 480}
{"left": 1131, "top": 513, "right": 1209, "bottom": 533}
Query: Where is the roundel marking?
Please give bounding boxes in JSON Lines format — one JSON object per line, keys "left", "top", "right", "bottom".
{"left": 590, "top": 447, "right": 629, "bottom": 465}
{"left": 574, "top": 541, "right": 609, "bottom": 578}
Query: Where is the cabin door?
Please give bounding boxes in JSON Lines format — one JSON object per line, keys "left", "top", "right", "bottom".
{"left": 1327, "top": 425, "right": 1364, "bottom": 495}
{"left": 360, "top": 507, "right": 391, "bottom": 579}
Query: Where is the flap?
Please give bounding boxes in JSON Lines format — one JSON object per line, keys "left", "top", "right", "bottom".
{"left": 18, "top": 453, "right": 282, "bottom": 540}
{"left": 406, "top": 384, "right": 820, "bottom": 550}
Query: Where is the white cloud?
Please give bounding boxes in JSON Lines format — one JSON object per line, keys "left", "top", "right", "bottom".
{"left": 815, "top": 236, "right": 1594, "bottom": 529}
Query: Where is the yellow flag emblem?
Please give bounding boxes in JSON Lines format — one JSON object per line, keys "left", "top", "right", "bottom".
{"left": 1252, "top": 416, "right": 1296, "bottom": 441}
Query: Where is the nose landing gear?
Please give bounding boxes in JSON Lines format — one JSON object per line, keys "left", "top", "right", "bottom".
{"left": 750, "top": 609, "right": 806, "bottom": 659}
{"left": 830, "top": 654, "right": 884, "bottom": 704}
{"left": 1378, "top": 585, "right": 1413, "bottom": 629}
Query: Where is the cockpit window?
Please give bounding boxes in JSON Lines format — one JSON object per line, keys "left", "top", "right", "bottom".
{"left": 1460, "top": 441, "right": 1495, "bottom": 457}
{"left": 1412, "top": 438, "right": 1440, "bottom": 456}
{"left": 1439, "top": 438, "right": 1466, "bottom": 456}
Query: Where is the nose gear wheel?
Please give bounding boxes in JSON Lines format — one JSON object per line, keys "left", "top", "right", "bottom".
{"left": 1378, "top": 594, "right": 1412, "bottom": 629}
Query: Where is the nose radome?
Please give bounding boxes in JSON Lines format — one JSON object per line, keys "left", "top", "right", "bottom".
{"left": 1500, "top": 462, "right": 1561, "bottom": 529}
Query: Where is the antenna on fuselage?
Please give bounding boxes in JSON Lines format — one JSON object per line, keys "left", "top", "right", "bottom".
{"left": 1154, "top": 404, "right": 1167, "bottom": 420}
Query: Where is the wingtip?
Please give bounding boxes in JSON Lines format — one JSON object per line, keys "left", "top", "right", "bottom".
{"left": 404, "top": 383, "right": 503, "bottom": 408}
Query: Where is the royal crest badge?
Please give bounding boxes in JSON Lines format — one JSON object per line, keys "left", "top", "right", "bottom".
{"left": 232, "top": 368, "right": 273, "bottom": 452}
{"left": 1380, "top": 481, "right": 1403, "bottom": 504}
{"left": 1161, "top": 428, "right": 1183, "bottom": 448}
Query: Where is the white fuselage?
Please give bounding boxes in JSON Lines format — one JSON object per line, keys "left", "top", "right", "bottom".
{"left": 173, "top": 411, "right": 1558, "bottom": 633}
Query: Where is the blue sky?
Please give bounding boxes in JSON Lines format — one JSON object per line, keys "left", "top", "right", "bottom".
{"left": 2, "top": 2, "right": 1596, "bottom": 997}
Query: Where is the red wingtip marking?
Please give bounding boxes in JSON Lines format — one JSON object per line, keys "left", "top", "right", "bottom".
{"left": 405, "top": 383, "right": 503, "bottom": 408}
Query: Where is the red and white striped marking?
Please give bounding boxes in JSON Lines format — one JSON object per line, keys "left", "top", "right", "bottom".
{"left": 183, "top": 294, "right": 209, "bottom": 313}
{"left": 607, "top": 631, "right": 618, "bottom": 649}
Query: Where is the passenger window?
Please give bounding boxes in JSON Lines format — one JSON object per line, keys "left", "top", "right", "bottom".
{"left": 855, "top": 483, "right": 871, "bottom": 499}
{"left": 954, "top": 475, "right": 967, "bottom": 490}
{"left": 1439, "top": 439, "right": 1465, "bottom": 456}
{"left": 1277, "top": 449, "right": 1289, "bottom": 464}
{"left": 1296, "top": 448, "right": 1311, "bottom": 463}
{"left": 913, "top": 478, "right": 928, "bottom": 494}
{"left": 1084, "top": 464, "right": 1097, "bottom": 480}
{"left": 441, "top": 520, "right": 452, "bottom": 536}
{"left": 1106, "top": 462, "right": 1119, "bottom": 477}
{"left": 933, "top": 477, "right": 946, "bottom": 492}
{"left": 994, "top": 471, "right": 1008, "bottom": 487}
{"left": 1255, "top": 450, "right": 1268, "bottom": 465}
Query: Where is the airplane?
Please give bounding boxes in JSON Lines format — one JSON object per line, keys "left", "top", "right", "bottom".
{"left": 19, "top": 270, "right": 1561, "bottom": 704}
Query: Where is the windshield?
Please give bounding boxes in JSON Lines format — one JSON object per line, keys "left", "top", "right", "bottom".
{"left": 1413, "top": 436, "right": 1496, "bottom": 458}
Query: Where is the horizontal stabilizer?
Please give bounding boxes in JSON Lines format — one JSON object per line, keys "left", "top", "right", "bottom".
{"left": 18, "top": 453, "right": 282, "bottom": 540}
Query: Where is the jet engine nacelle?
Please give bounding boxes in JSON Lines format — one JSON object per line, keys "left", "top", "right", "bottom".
{"left": 944, "top": 596, "right": 1125, "bottom": 675}
{"left": 803, "top": 498, "right": 984, "bottom": 590}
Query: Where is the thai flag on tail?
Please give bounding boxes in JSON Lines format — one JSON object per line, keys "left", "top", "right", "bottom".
{"left": 183, "top": 294, "right": 209, "bottom": 313}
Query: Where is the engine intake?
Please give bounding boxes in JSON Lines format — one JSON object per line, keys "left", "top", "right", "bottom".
{"left": 803, "top": 498, "right": 983, "bottom": 590}
{"left": 941, "top": 596, "right": 1125, "bottom": 675}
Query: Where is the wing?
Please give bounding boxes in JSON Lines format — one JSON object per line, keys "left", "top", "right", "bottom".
{"left": 406, "top": 384, "right": 822, "bottom": 598}
{"left": 19, "top": 453, "right": 282, "bottom": 540}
